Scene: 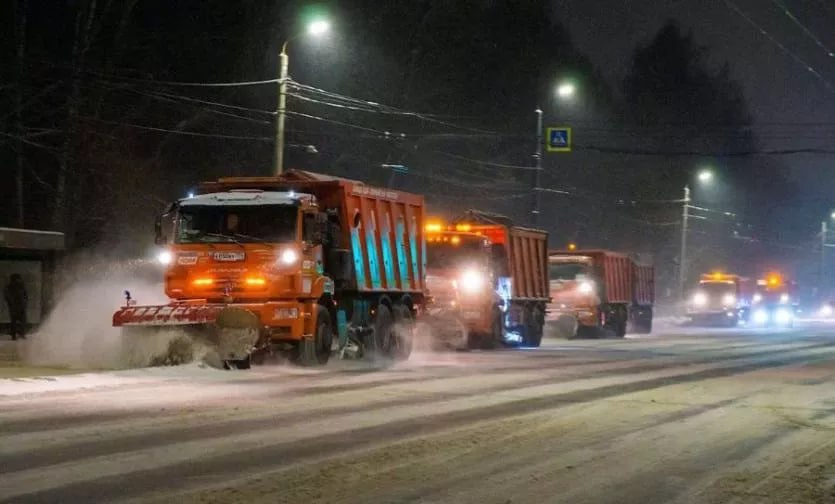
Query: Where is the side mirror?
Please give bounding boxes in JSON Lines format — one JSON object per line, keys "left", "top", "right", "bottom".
{"left": 154, "top": 216, "right": 167, "bottom": 245}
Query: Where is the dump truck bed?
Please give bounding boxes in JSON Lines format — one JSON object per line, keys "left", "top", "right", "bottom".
{"left": 549, "top": 249, "right": 654, "bottom": 306}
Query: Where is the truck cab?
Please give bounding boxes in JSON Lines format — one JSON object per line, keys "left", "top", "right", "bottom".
{"left": 159, "top": 190, "right": 324, "bottom": 304}
{"left": 687, "top": 272, "right": 751, "bottom": 326}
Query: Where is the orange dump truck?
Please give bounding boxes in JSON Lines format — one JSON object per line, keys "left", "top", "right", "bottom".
{"left": 113, "top": 170, "right": 426, "bottom": 368}
{"left": 547, "top": 249, "right": 653, "bottom": 337}
{"left": 424, "top": 210, "right": 549, "bottom": 348}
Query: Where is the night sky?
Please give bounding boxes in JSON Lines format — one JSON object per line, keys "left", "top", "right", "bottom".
{"left": 2, "top": 0, "right": 834, "bottom": 297}
{"left": 560, "top": 0, "right": 835, "bottom": 196}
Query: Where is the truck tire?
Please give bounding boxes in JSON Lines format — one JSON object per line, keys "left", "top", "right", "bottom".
{"left": 524, "top": 307, "right": 544, "bottom": 348}
{"left": 392, "top": 304, "right": 414, "bottom": 361}
{"left": 292, "top": 306, "right": 332, "bottom": 366}
{"left": 467, "top": 309, "right": 503, "bottom": 350}
{"left": 613, "top": 306, "right": 627, "bottom": 338}
{"left": 368, "top": 304, "right": 395, "bottom": 358}
{"left": 630, "top": 307, "right": 653, "bottom": 334}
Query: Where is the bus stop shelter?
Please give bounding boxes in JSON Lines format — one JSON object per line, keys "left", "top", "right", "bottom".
{"left": 0, "top": 228, "right": 65, "bottom": 335}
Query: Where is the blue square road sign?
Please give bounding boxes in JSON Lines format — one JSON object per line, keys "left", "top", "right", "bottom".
{"left": 546, "top": 127, "right": 571, "bottom": 152}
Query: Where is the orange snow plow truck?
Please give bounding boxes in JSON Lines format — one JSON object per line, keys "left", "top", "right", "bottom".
{"left": 113, "top": 170, "right": 426, "bottom": 369}
{"left": 547, "top": 249, "right": 654, "bottom": 338}
{"left": 424, "top": 210, "right": 549, "bottom": 348}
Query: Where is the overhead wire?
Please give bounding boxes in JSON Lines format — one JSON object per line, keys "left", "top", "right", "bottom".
{"left": 720, "top": 0, "right": 835, "bottom": 94}
{"left": 769, "top": 0, "right": 835, "bottom": 58}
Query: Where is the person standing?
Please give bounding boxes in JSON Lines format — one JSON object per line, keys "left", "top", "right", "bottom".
{"left": 4, "top": 274, "right": 28, "bottom": 340}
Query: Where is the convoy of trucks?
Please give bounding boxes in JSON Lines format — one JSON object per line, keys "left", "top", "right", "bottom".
{"left": 686, "top": 270, "right": 797, "bottom": 327}
{"left": 116, "top": 167, "right": 818, "bottom": 369}
{"left": 546, "top": 249, "right": 654, "bottom": 338}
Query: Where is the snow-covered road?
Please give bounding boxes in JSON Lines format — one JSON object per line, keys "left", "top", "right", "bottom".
{"left": 2, "top": 324, "right": 835, "bottom": 503}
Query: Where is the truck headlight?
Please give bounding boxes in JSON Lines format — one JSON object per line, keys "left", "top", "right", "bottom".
{"left": 279, "top": 249, "right": 298, "bottom": 265}
{"left": 578, "top": 281, "right": 595, "bottom": 294}
{"left": 157, "top": 250, "right": 173, "bottom": 265}
{"left": 722, "top": 293, "right": 736, "bottom": 306}
{"left": 820, "top": 304, "right": 833, "bottom": 317}
{"left": 458, "top": 269, "right": 486, "bottom": 293}
{"left": 779, "top": 293, "right": 789, "bottom": 304}
{"left": 693, "top": 292, "right": 708, "bottom": 306}
{"left": 753, "top": 309, "right": 769, "bottom": 325}
{"left": 775, "top": 308, "right": 793, "bottom": 324}
{"left": 753, "top": 293, "right": 762, "bottom": 304}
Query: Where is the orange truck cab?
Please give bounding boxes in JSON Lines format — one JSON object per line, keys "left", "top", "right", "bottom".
{"left": 547, "top": 249, "right": 654, "bottom": 337}
{"left": 113, "top": 170, "right": 426, "bottom": 368}
{"left": 687, "top": 272, "right": 752, "bottom": 326}
{"left": 424, "top": 210, "right": 549, "bottom": 348}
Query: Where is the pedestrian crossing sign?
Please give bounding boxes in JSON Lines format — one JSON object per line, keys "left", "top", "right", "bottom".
{"left": 546, "top": 127, "right": 571, "bottom": 152}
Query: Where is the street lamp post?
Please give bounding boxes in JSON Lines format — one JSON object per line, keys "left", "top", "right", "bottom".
{"left": 678, "top": 185, "right": 691, "bottom": 304}
{"left": 820, "top": 212, "right": 835, "bottom": 298}
{"left": 533, "top": 80, "right": 575, "bottom": 226}
{"left": 678, "top": 168, "right": 714, "bottom": 305}
{"left": 275, "top": 42, "right": 290, "bottom": 175}
{"left": 533, "top": 108, "right": 543, "bottom": 226}
{"left": 274, "top": 19, "right": 330, "bottom": 176}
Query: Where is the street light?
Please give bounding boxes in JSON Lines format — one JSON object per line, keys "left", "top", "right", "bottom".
{"left": 533, "top": 80, "right": 577, "bottom": 225}
{"left": 678, "top": 170, "right": 715, "bottom": 305}
{"left": 556, "top": 82, "right": 576, "bottom": 100}
{"left": 275, "top": 17, "right": 331, "bottom": 175}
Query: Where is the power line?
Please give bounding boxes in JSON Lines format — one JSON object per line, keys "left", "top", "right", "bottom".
{"left": 86, "top": 68, "right": 279, "bottom": 87}
{"left": 80, "top": 117, "right": 272, "bottom": 140}
{"left": 770, "top": 0, "right": 835, "bottom": 58}
{"left": 431, "top": 150, "right": 539, "bottom": 171}
{"left": 720, "top": 0, "right": 835, "bottom": 94}
{"left": 288, "top": 80, "right": 498, "bottom": 134}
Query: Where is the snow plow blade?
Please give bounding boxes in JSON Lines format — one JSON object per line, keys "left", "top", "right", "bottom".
{"left": 113, "top": 304, "right": 260, "bottom": 368}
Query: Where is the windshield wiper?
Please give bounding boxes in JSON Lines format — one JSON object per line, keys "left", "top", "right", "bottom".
{"left": 231, "top": 233, "right": 277, "bottom": 247}
{"left": 204, "top": 233, "right": 245, "bottom": 249}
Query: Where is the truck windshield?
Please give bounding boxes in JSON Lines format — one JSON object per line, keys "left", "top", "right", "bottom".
{"left": 700, "top": 282, "right": 735, "bottom": 296}
{"left": 549, "top": 262, "right": 590, "bottom": 281}
{"left": 427, "top": 238, "right": 487, "bottom": 269}
{"left": 176, "top": 204, "right": 297, "bottom": 244}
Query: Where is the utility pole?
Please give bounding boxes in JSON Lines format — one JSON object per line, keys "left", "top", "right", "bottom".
{"left": 678, "top": 185, "right": 691, "bottom": 304}
{"left": 274, "top": 43, "right": 289, "bottom": 175}
{"left": 532, "top": 108, "right": 543, "bottom": 226}
{"left": 821, "top": 220, "right": 827, "bottom": 298}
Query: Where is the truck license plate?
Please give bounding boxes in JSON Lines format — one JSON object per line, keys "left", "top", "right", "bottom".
{"left": 213, "top": 251, "right": 245, "bottom": 262}
{"left": 463, "top": 310, "right": 481, "bottom": 319}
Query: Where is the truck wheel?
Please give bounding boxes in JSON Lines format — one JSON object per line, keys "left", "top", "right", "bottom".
{"left": 392, "top": 304, "right": 414, "bottom": 361}
{"left": 468, "top": 310, "right": 502, "bottom": 350}
{"left": 224, "top": 354, "right": 251, "bottom": 370}
{"left": 614, "top": 307, "right": 627, "bottom": 338}
{"left": 292, "top": 306, "right": 332, "bottom": 366}
{"left": 524, "top": 308, "right": 544, "bottom": 348}
{"left": 369, "top": 304, "right": 395, "bottom": 358}
{"left": 630, "top": 308, "right": 653, "bottom": 334}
